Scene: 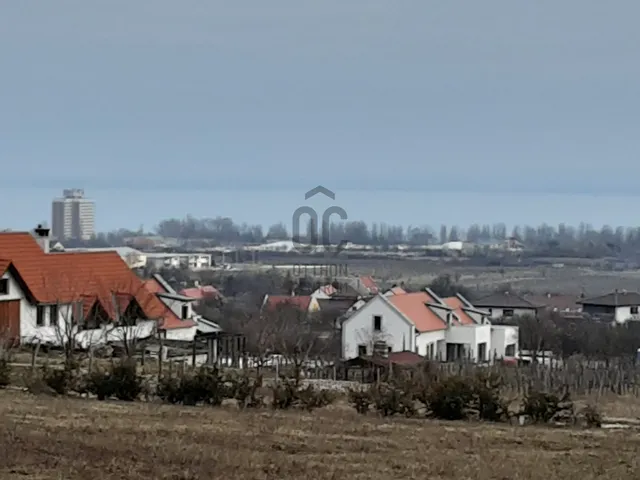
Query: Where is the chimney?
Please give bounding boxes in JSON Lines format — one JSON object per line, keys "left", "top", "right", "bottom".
{"left": 34, "top": 224, "right": 50, "bottom": 253}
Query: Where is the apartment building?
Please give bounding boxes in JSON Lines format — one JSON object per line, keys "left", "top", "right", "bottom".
{"left": 51, "top": 189, "right": 95, "bottom": 241}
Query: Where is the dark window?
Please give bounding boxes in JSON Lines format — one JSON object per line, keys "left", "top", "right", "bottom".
{"left": 357, "top": 345, "right": 367, "bottom": 356}
{"left": 181, "top": 304, "right": 189, "bottom": 320}
{"left": 631, "top": 306, "right": 639, "bottom": 315}
{"left": 49, "top": 305, "right": 59, "bottom": 325}
{"left": 503, "top": 309, "right": 514, "bottom": 317}
{"left": 36, "top": 306, "right": 45, "bottom": 326}
{"left": 373, "top": 315, "right": 382, "bottom": 331}
{"left": 505, "top": 344, "right": 516, "bottom": 357}
{"left": 0, "top": 278, "right": 8, "bottom": 295}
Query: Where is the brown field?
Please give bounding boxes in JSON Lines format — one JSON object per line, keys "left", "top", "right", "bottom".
{"left": 1, "top": 390, "right": 639, "bottom": 479}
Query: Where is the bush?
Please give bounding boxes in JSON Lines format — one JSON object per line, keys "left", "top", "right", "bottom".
{"left": 41, "top": 364, "right": 77, "bottom": 395}
{"left": 271, "top": 379, "right": 336, "bottom": 411}
{"left": 521, "top": 389, "right": 573, "bottom": 424}
{"left": 109, "top": 362, "right": 143, "bottom": 401}
{"left": 469, "top": 372, "right": 510, "bottom": 422}
{"left": 226, "top": 373, "right": 264, "bottom": 409}
{"left": 348, "top": 388, "right": 372, "bottom": 415}
{"left": 0, "top": 358, "right": 10, "bottom": 388}
{"left": 157, "top": 366, "right": 227, "bottom": 406}
{"left": 86, "top": 361, "right": 143, "bottom": 401}
{"left": 86, "top": 370, "right": 114, "bottom": 400}
{"left": 370, "top": 383, "right": 416, "bottom": 417}
{"left": 581, "top": 404, "right": 602, "bottom": 428}
{"left": 426, "top": 376, "right": 475, "bottom": 420}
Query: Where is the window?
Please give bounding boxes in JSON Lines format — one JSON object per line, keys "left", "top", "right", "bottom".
{"left": 0, "top": 278, "right": 8, "bottom": 295}
{"left": 49, "top": 305, "right": 59, "bottom": 325}
{"left": 36, "top": 306, "right": 45, "bottom": 326}
{"left": 503, "top": 309, "right": 514, "bottom": 317}
{"left": 181, "top": 304, "right": 190, "bottom": 320}
{"left": 373, "top": 315, "right": 382, "bottom": 331}
{"left": 631, "top": 306, "right": 639, "bottom": 315}
{"left": 505, "top": 344, "right": 516, "bottom": 357}
{"left": 357, "top": 345, "right": 367, "bottom": 356}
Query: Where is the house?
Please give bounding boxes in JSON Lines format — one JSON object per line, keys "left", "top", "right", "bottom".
{"left": 141, "top": 274, "right": 203, "bottom": 341}
{"left": 525, "top": 293, "right": 582, "bottom": 314}
{"left": 262, "top": 294, "right": 320, "bottom": 313}
{"left": 0, "top": 227, "right": 185, "bottom": 348}
{"left": 341, "top": 288, "right": 518, "bottom": 362}
{"left": 145, "top": 252, "right": 212, "bottom": 270}
{"left": 472, "top": 291, "right": 541, "bottom": 319}
{"left": 179, "top": 284, "right": 223, "bottom": 306}
{"left": 578, "top": 290, "right": 640, "bottom": 323}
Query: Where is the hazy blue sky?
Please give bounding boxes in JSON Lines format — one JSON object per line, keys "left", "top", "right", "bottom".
{"left": 2, "top": 1, "right": 639, "bottom": 232}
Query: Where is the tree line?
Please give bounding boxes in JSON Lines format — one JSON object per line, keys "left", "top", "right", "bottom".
{"left": 76, "top": 214, "right": 640, "bottom": 259}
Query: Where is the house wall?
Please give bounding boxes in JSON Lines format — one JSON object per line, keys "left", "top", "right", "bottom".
{"left": 490, "top": 325, "right": 519, "bottom": 359}
{"left": 164, "top": 326, "right": 197, "bottom": 342}
{"left": 613, "top": 306, "right": 640, "bottom": 323}
{"left": 416, "top": 330, "right": 446, "bottom": 359}
{"left": 485, "top": 307, "right": 537, "bottom": 319}
{"left": 341, "top": 296, "right": 414, "bottom": 359}
{"left": 446, "top": 325, "right": 492, "bottom": 362}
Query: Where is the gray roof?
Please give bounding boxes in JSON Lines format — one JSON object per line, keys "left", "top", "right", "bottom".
{"left": 578, "top": 291, "right": 640, "bottom": 307}
{"left": 317, "top": 298, "right": 357, "bottom": 314}
{"left": 473, "top": 292, "right": 540, "bottom": 309}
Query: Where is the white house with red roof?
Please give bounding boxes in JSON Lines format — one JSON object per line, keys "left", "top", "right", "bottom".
{"left": 341, "top": 288, "right": 518, "bottom": 362}
{"left": 0, "top": 226, "right": 194, "bottom": 347}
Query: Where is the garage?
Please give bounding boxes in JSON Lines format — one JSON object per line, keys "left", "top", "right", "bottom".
{"left": 0, "top": 300, "right": 20, "bottom": 345}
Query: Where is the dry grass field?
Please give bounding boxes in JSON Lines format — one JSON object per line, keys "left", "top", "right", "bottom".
{"left": 1, "top": 390, "right": 639, "bottom": 479}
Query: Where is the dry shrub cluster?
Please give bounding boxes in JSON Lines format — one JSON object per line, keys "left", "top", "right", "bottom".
{"left": 348, "top": 365, "right": 602, "bottom": 427}
{"left": 20, "top": 359, "right": 336, "bottom": 412}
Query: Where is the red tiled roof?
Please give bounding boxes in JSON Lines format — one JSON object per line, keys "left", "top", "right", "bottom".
{"left": 389, "top": 287, "right": 407, "bottom": 295}
{"left": 388, "top": 351, "right": 425, "bottom": 366}
{"left": 360, "top": 276, "right": 378, "bottom": 294}
{"left": 179, "top": 285, "right": 221, "bottom": 300}
{"left": 264, "top": 295, "right": 311, "bottom": 311}
{"left": 443, "top": 297, "right": 476, "bottom": 325}
{"left": 143, "top": 278, "right": 166, "bottom": 294}
{"left": 0, "top": 232, "right": 186, "bottom": 329}
{"left": 388, "top": 292, "right": 447, "bottom": 332}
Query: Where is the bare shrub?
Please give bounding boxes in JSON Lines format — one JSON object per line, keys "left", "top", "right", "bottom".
{"left": 157, "top": 366, "right": 227, "bottom": 406}
{"left": 348, "top": 388, "right": 372, "bottom": 415}
{"left": 520, "top": 388, "right": 573, "bottom": 424}
{"left": 85, "top": 360, "right": 143, "bottom": 401}
{"left": 271, "top": 379, "right": 335, "bottom": 411}
{"left": 580, "top": 404, "right": 603, "bottom": 428}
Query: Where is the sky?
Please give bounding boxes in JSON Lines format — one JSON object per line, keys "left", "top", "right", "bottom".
{"left": 2, "top": 1, "right": 640, "bottom": 232}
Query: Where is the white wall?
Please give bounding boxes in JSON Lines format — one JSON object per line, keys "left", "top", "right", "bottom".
{"left": 164, "top": 326, "right": 197, "bottom": 342}
{"left": 614, "top": 306, "right": 640, "bottom": 323}
{"left": 446, "top": 325, "right": 492, "bottom": 362}
{"left": 416, "top": 330, "right": 446, "bottom": 359}
{"left": 341, "top": 296, "right": 414, "bottom": 359}
{"left": 490, "top": 325, "right": 519, "bottom": 359}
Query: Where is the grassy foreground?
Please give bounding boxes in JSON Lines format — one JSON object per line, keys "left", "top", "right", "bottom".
{"left": 0, "top": 390, "right": 639, "bottom": 479}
